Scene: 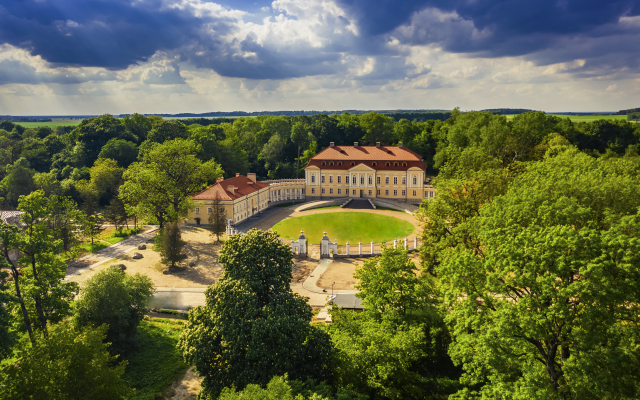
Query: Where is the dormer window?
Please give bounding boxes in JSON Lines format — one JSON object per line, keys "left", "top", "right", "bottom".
{"left": 338, "top": 162, "right": 342, "bottom": 166}
{"left": 402, "top": 162, "right": 407, "bottom": 167}
{"left": 330, "top": 162, "right": 334, "bottom": 166}
{"left": 385, "top": 162, "right": 390, "bottom": 167}
{"left": 394, "top": 162, "right": 399, "bottom": 167}
{"left": 322, "top": 161, "right": 326, "bottom": 166}
{"left": 351, "top": 162, "right": 355, "bottom": 166}
{"left": 372, "top": 162, "right": 377, "bottom": 167}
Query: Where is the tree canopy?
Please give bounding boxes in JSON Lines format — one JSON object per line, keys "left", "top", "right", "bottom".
{"left": 179, "top": 229, "right": 332, "bottom": 399}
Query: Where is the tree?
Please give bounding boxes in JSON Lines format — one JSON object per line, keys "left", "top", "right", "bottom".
{"left": 0, "top": 221, "right": 34, "bottom": 345}
{"left": 260, "top": 134, "right": 285, "bottom": 172}
{"left": 104, "top": 196, "right": 128, "bottom": 231}
{"left": 0, "top": 157, "right": 34, "bottom": 207}
{"left": 98, "top": 138, "right": 139, "bottom": 167}
{"left": 291, "top": 122, "right": 311, "bottom": 179}
{"left": 179, "top": 229, "right": 333, "bottom": 399}
{"left": 328, "top": 246, "right": 455, "bottom": 400}
{"left": 145, "top": 119, "right": 188, "bottom": 144}
{"left": 354, "top": 246, "right": 433, "bottom": 317}
{"left": 0, "top": 268, "right": 14, "bottom": 357}
{"left": 208, "top": 194, "right": 227, "bottom": 242}
{"left": 359, "top": 112, "right": 394, "bottom": 145}
{"left": 218, "top": 375, "right": 367, "bottom": 400}
{"left": 119, "top": 139, "right": 223, "bottom": 227}
{"left": 122, "top": 113, "right": 153, "bottom": 143}
{"left": 12, "top": 191, "right": 81, "bottom": 336}
{"left": 83, "top": 212, "right": 106, "bottom": 245}
{"left": 73, "top": 266, "right": 155, "bottom": 354}
{"left": 90, "top": 158, "right": 124, "bottom": 205}
{"left": 69, "top": 114, "right": 132, "bottom": 165}
{"left": 0, "top": 324, "right": 133, "bottom": 399}
{"left": 437, "top": 151, "right": 640, "bottom": 399}
{"left": 160, "top": 221, "right": 185, "bottom": 269}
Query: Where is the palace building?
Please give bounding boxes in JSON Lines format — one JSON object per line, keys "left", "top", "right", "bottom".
{"left": 304, "top": 142, "right": 431, "bottom": 202}
{"left": 186, "top": 142, "right": 435, "bottom": 226}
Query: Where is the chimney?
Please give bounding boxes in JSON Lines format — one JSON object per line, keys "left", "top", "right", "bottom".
{"left": 330, "top": 142, "right": 335, "bottom": 147}
{"left": 216, "top": 177, "right": 224, "bottom": 183}
{"left": 227, "top": 185, "right": 235, "bottom": 195}
{"left": 236, "top": 173, "right": 240, "bottom": 177}
{"left": 398, "top": 142, "right": 403, "bottom": 148}
{"left": 247, "top": 173, "right": 256, "bottom": 182}
{"left": 354, "top": 142, "right": 358, "bottom": 147}
{"left": 376, "top": 142, "right": 380, "bottom": 148}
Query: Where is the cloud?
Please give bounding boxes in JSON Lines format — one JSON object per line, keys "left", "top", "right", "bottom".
{"left": 0, "top": 58, "right": 116, "bottom": 85}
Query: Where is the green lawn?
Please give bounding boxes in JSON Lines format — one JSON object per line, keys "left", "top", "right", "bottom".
{"left": 15, "top": 119, "right": 82, "bottom": 128}
{"left": 123, "top": 318, "right": 190, "bottom": 400}
{"left": 272, "top": 212, "right": 414, "bottom": 243}
{"left": 505, "top": 114, "right": 632, "bottom": 123}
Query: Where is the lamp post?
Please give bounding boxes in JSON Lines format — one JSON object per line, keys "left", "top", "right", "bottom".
{"left": 332, "top": 282, "right": 336, "bottom": 296}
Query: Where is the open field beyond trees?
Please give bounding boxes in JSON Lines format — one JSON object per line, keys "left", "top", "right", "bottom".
{"left": 272, "top": 212, "right": 414, "bottom": 243}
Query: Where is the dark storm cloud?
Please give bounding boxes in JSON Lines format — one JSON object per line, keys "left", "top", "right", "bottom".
{"left": 339, "top": 0, "right": 640, "bottom": 71}
{"left": 0, "top": 0, "right": 638, "bottom": 84}
{"left": 0, "top": 0, "right": 235, "bottom": 70}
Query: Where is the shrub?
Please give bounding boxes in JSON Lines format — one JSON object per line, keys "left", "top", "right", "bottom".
{"left": 73, "top": 266, "right": 155, "bottom": 355}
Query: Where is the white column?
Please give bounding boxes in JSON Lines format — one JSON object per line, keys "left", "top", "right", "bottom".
{"left": 359, "top": 241, "right": 362, "bottom": 255}
{"left": 346, "top": 241, "right": 350, "bottom": 255}
{"left": 394, "top": 239, "right": 397, "bottom": 248}
{"left": 370, "top": 241, "right": 374, "bottom": 254}
{"left": 414, "top": 237, "right": 418, "bottom": 249}
{"left": 404, "top": 237, "right": 408, "bottom": 249}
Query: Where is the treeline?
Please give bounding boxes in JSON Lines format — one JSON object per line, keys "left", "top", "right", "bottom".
{"left": 2, "top": 110, "right": 640, "bottom": 213}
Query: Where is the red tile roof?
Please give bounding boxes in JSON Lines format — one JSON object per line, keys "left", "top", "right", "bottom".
{"left": 306, "top": 145, "right": 426, "bottom": 171}
{"left": 193, "top": 175, "right": 269, "bottom": 201}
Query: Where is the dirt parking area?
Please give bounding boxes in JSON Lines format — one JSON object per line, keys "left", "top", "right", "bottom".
{"left": 316, "top": 253, "right": 421, "bottom": 290}
{"left": 67, "top": 226, "right": 223, "bottom": 288}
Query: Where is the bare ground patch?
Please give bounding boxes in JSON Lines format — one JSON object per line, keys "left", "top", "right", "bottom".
{"left": 316, "top": 253, "right": 421, "bottom": 290}
{"left": 67, "top": 226, "right": 223, "bottom": 288}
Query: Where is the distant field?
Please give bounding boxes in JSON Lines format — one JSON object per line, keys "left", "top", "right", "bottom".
{"left": 505, "top": 114, "right": 631, "bottom": 122}
{"left": 14, "top": 119, "right": 82, "bottom": 128}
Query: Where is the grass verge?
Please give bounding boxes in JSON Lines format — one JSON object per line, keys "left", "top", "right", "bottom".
{"left": 123, "top": 318, "right": 190, "bottom": 400}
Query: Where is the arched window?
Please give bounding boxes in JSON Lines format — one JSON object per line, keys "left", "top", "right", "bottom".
{"left": 372, "top": 162, "right": 377, "bottom": 167}
{"left": 352, "top": 175, "right": 357, "bottom": 184}
{"left": 368, "top": 176, "right": 372, "bottom": 185}
{"left": 394, "top": 162, "right": 398, "bottom": 167}
{"left": 351, "top": 162, "right": 355, "bottom": 166}
{"left": 338, "top": 162, "right": 342, "bottom": 166}
{"left": 385, "top": 162, "right": 390, "bottom": 167}
{"left": 360, "top": 176, "right": 365, "bottom": 185}
{"left": 413, "top": 176, "right": 417, "bottom": 185}
{"left": 322, "top": 161, "right": 326, "bottom": 166}
{"left": 311, "top": 175, "right": 315, "bottom": 183}
{"left": 402, "top": 162, "right": 407, "bottom": 167}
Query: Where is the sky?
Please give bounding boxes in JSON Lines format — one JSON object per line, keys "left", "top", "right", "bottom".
{"left": 0, "top": 0, "right": 639, "bottom": 115}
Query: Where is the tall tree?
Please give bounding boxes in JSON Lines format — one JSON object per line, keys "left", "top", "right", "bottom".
{"left": 13, "top": 191, "right": 80, "bottom": 336}
{"left": 0, "top": 324, "right": 133, "bottom": 399}
{"left": 207, "top": 194, "right": 227, "bottom": 242}
{"left": 435, "top": 150, "right": 640, "bottom": 398}
{"left": 119, "top": 139, "right": 223, "bottom": 227}
{"left": 97, "top": 138, "right": 139, "bottom": 168}
{"left": 0, "top": 222, "right": 34, "bottom": 345}
{"left": 179, "top": 229, "right": 332, "bottom": 399}
{"left": 290, "top": 122, "right": 311, "bottom": 179}
{"left": 160, "top": 221, "right": 185, "bottom": 269}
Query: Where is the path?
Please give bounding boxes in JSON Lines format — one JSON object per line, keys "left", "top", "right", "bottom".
{"left": 65, "top": 227, "right": 159, "bottom": 276}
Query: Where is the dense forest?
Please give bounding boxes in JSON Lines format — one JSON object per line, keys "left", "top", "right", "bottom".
{"left": 1, "top": 110, "right": 639, "bottom": 212}
{"left": 1, "top": 110, "right": 640, "bottom": 399}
